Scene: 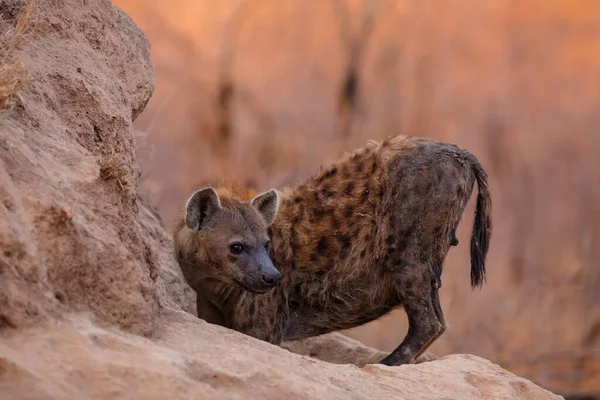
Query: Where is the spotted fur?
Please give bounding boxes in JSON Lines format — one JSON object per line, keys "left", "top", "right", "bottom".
{"left": 174, "top": 135, "right": 492, "bottom": 365}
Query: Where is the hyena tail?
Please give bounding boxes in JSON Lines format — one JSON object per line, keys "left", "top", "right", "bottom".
{"left": 467, "top": 153, "right": 492, "bottom": 288}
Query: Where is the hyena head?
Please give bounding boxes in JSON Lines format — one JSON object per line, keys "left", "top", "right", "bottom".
{"left": 181, "top": 187, "right": 281, "bottom": 293}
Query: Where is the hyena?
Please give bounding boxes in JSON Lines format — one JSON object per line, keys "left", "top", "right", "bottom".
{"left": 174, "top": 135, "right": 492, "bottom": 365}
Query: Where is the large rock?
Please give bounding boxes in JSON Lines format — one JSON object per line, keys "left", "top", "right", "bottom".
{"left": 0, "top": 0, "right": 560, "bottom": 398}
{"left": 0, "top": 311, "right": 561, "bottom": 400}
{"left": 0, "top": 0, "right": 195, "bottom": 334}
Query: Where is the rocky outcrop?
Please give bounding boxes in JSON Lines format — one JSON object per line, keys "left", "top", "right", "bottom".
{"left": 0, "top": 1, "right": 560, "bottom": 398}
{"left": 0, "top": 311, "right": 560, "bottom": 399}
{"left": 0, "top": 0, "right": 195, "bottom": 334}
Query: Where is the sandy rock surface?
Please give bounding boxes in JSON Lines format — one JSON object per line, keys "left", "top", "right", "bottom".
{"left": 0, "top": 0, "right": 561, "bottom": 398}
{"left": 0, "top": 0, "right": 195, "bottom": 333}
{"left": 0, "top": 311, "right": 561, "bottom": 400}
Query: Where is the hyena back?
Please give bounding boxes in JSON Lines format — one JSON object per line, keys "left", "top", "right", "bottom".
{"left": 174, "top": 135, "right": 492, "bottom": 366}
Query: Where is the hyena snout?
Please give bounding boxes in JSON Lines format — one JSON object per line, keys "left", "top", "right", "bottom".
{"left": 241, "top": 252, "right": 281, "bottom": 293}
{"left": 257, "top": 254, "right": 281, "bottom": 286}
{"left": 261, "top": 268, "right": 281, "bottom": 286}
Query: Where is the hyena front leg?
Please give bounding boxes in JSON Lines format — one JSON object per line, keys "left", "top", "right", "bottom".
{"left": 196, "top": 294, "right": 226, "bottom": 326}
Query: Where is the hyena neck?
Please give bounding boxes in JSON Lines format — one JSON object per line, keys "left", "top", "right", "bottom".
{"left": 194, "top": 278, "right": 241, "bottom": 315}
{"left": 195, "top": 277, "right": 284, "bottom": 333}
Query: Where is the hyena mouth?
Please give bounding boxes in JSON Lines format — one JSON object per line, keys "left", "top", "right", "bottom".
{"left": 233, "top": 278, "right": 274, "bottom": 294}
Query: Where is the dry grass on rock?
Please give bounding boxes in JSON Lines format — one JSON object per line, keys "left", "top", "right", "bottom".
{"left": 0, "top": 0, "right": 35, "bottom": 110}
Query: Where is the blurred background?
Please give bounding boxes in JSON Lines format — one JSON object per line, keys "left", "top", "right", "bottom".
{"left": 114, "top": 0, "right": 599, "bottom": 396}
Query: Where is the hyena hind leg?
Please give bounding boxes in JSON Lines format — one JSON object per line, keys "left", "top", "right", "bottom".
{"left": 430, "top": 286, "right": 448, "bottom": 340}
{"left": 411, "top": 286, "right": 448, "bottom": 363}
{"left": 380, "top": 281, "right": 443, "bottom": 366}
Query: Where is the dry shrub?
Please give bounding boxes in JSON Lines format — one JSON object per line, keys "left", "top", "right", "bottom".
{"left": 100, "top": 154, "right": 130, "bottom": 191}
{"left": 0, "top": 0, "right": 36, "bottom": 110}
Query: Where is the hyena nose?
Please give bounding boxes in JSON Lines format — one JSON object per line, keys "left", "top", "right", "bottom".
{"left": 262, "top": 271, "right": 281, "bottom": 286}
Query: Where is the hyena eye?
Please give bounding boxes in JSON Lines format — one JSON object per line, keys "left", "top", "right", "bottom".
{"left": 264, "top": 240, "right": 271, "bottom": 250}
{"left": 229, "top": 243, "right": 243, "bottom": 255}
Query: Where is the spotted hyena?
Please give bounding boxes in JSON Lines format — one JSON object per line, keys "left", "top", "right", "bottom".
{"left": 174, "top": 135, "right": 492, "bottom": 366}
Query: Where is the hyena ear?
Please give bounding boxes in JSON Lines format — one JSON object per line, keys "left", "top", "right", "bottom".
{"left": 185, "top": 187, "right": 222, "bottom": 232}
{"left": 251, "top": 189, "right": 279, "bottom": 226}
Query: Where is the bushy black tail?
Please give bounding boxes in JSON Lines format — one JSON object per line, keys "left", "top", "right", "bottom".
{"left": 468, "top": 156, "right": 492, "bottom": 288}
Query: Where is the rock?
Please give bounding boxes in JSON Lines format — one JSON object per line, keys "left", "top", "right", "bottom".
{"left": 281, "top": 332, "right": 389, "bottom": 367}
{"left": 282, "top": 332, "right": 440, "bottom": 366}
{"left": 0, "top": 0, "right": 561, "bottom": 398}
{"left": 0, "top": 311, "right": 562, "bottom": 400}
{"left": 0, "top": 0, "right": 194, "bottom": 334}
